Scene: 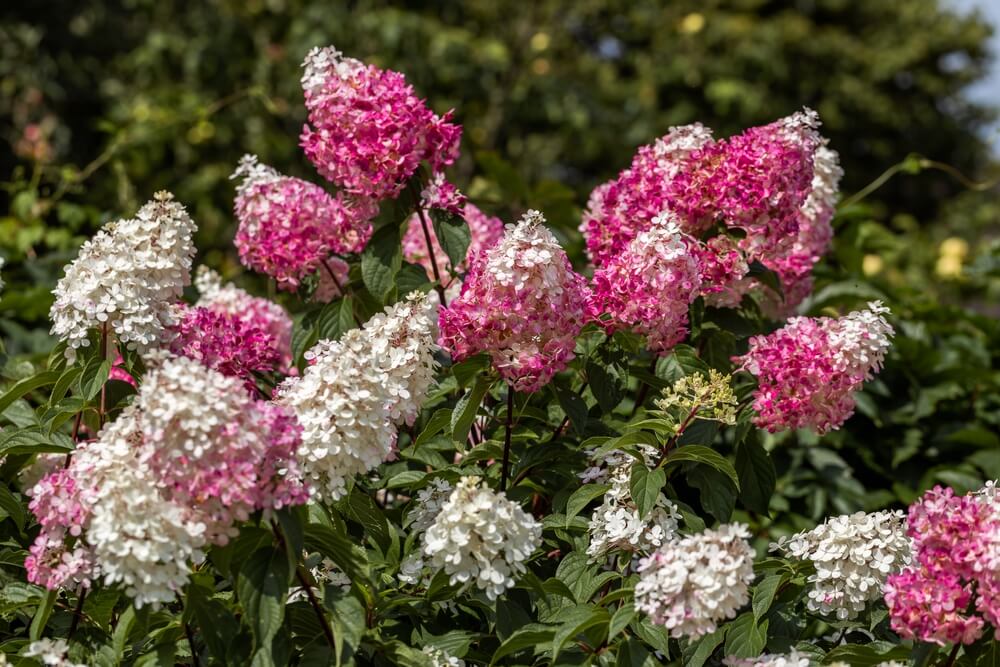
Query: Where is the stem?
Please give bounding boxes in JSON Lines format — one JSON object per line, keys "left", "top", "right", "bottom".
{"left": 271, "top": 521, "right": 336, "bottom": 650}
{"left": 320, "top": 259, "right": 362, "bottom": 326}
{"left": 941, "top": 643, "right": 961, "bottom": 667}
{"left": 408, "top": 182, "right": 448, "bottom": 306}
{"left": 67, "top": 589, "right": 87, "bottom": 639}
{"left": 185, "top": 623, "right": 201, "bottom": 667}
{"left": 500, "top": 386, "right": 515, "bottom": 492}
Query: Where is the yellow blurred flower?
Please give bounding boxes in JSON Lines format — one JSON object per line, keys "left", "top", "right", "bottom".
{"left": 862, "top": 254, "right": 884, "bottom": 276}
{"left": 680, "top": 13, "right": 706, "bottom": 34}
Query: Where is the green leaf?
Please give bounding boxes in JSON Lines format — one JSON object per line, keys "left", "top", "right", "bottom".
{"left": 821, "top": 644, "right": 913, "bottom": 665}
{"left": 413, "top": 408, "right": 452, "bottom": 448}
{"left": 80, "top": 358, "right": 112, "bottom": 401}
{"left": 688, "top": 465, "right": 737, "bottom": 522}
{"left": 430, "top": 210, "right": 472, "bottom": 269}
{"left": 303, "top": 523, "right": 371, "bottom": 586}
{"left": 586, "top": 361, "right": 623, "bottom": 413}
{"left": 111, "top": 605, "right": 137, "bottom": 661}
{"left": 564, "top": 483, "right": 610, "bottom": 528}
{"left": 724, "top": 613, "right": 767, "bottom": 659}
{"left": 0, "top": 370, "right": 62, "bottom": 416}
{"left": 346, "top": 489, "right": 390, "bottom": 548}
{"left": 48, "top": 366, "right": 83, "bottom": 405}
{"left": 237, "top": 545, "right": 291, "bottom": 653}
{"left": 451, "top": 354, "right": 489, "bottom": 388}
{"left": 555, "top": 385, "right": 588, "bottom": 436}
{"left": 361, "top": 222, "right": 403, "bottom": 303}
{"left": 451, "top": 376, "right": 491, "bottom": 445}
{"left": 0, "top": 427, "right": 73, "bottom": 458}
{"left": 491, "top": 625, "right": 554, "bottom": 664}
{"left": 386, "top": 470, "right": 427, "bottom": 490}
{"left": 736, "top": 439, "right": 776, "bottom": 515}
{"left": 608, "top": 602, "right": 635, "bottom": 641}
{"left": 752, "top": 574, "right": 784, "bottom": 621}
{"left": 551, "top": 606, "right": 609, "bottom": 661}
{"left": 683, "top": 626, "right": 726, "bottom": 667}
{"left": 29, "top": 589, "right": 57, "bottom": 640}
{"left": 324, "top": 589, "right": 366, "bottom": 666}
{"left": 0, "top": 485, "right": 25, "bottom": 531}
{"left": 666, "top": 445, "right": 740, "bottom": 490}
{"left": 629, "top": 463, "right": 666, "bottom": 519}
{"left": 186, "top": 586, "right": 240, "bottom": 663}
{"left": 316, "top": 297, "right": 355, "bottom": 340}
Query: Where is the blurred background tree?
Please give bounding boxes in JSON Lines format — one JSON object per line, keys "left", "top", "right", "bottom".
{"left": 1, "top": 0, "right": 999, "bottom": 537}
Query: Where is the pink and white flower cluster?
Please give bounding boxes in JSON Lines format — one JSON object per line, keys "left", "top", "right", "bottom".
{"left": 232, "top": 155, "right": 376, "bottom": 290}
{"left": 581, "top": 109, "right": 839, "bottom": 318}
{"left": 884, "top": 484, "right": 1000, "bottom": 645}
{"left": 300, "top": 46, "right": 462, "bottom": 200}
{"left": 438, "top": 210, "right": 590, "bottom": 392}
{"left": 25, "top": 354, "right": 306, "bottom": 606}
{"left": 735, "top": 301, "right": 894, "bottom": 433}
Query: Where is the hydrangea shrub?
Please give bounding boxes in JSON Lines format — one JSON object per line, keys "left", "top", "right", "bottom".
{"left": 0, "top": 45, "right": 997, "bottom": 667}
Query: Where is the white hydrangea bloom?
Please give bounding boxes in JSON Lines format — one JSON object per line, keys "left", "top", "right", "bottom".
{"left": 49, "top": 192, "right": 196, "bottom": 360}
{"left": 276, "top": 329, "right": 396, "bottom": 501}
{"left": 300, "top": 45, "right": 366, "bottom": 97}
{"left": 801, "top": 144, "right": 843, "bottom": 222}
{"left": 422, "top": 645, "right": 466, "bottom": 667}
{"left": 635, "top": 523, "right": 756, "bottom": 639}
{"left": 723, "top": 650, "right": 812, "bottom": 667}
{"left": 652, "top": 123, "right": 714, "bottom": 174}
{"left": 420, "top": 476, "right": 542, "bottom": 600}
{"left": 363, "top": 291, "right": 439, "bottom": 426}
{"left": 772, "top": 510, "right": 910, "bottom": 620}
{"left": 78, "top": 409, "right": 207, "bottom": 609}
{"left": 587, "top": 453, "right": 680, "bottom": 560}
{"left": 23, "top": 638, "right": 87, "bottom": 667}
{"left": 827, "top": 301, "right": 894, "bottom": 379}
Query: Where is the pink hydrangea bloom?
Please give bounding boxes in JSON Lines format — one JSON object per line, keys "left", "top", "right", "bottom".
{"left": 884, "top": 485, "right": 1000, "bottom": 645}
{"left": 735, "top": 301, "right": 893, "bottom": 433}
{"left": 420, "top": 172, "right": 466, "bottom": 215}
{"left": 312, "top": 256, "right": 352, "bottom": 303}
{"left": 194, "top": 266, "right": 294, "bottom": 371}
{"left": 300, "top": 46, "right": 462, "bottom": 200}
{"left": 581, "top": 123, "right": 713, "bottom": 267}
{"left": 25, "top": 470, "right": 94, "bottom": 590}
{"left": 232, "top": 154, "right": 376, "bottom": 290}
{"left": 167, "top": 305, "right": 283, "bottom": 390}
{"left": 588, "top": 213, "right": 703, "bottom": 355}
{"left": 439, "top": 210, "right": 590, "bottom": 392}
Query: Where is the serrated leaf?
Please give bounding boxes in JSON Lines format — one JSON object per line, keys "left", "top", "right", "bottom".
{"left": 0, "top": 427, "right": 73, "bottom": 458}
{"left": 747, "top": 260, "right": 782, "bottom": 298}
{"left": 430, "top": 210, "right": 471, "bottom": 269}
{"left": 361, "top": 223, "right": 402, "bottom": 303}
{"left": 821, "top": 644, "right": 913, "bottom": 665}
{"left": 451, "top": 354, "right": 489, "bottom": 388}
{"left": 0, "top": 485, "right": 25, "bottom": 531}
{"left": 666, "top": 445, "right": 740, "bottom": 490}
{"left": 80, "top": 359, "right": 112, "bottom": 401}
{"left": 303, "top": 523, "right": 371, "bottom": 587}
{"left": 608, "top": 602, "right": 635, "bottom": 640}
{"left": 752, "top": 574, "right": 784, "bottom": 621}
{"left": 555, "top": 386, "right": 588, "bottom": 436}
{"left": 724, "top": 613, "right": 767, "bottom": 659}
{"left": 736, "top": 439, "right": 776, "bottom": 515}
{"left": 29, "top": 589, "right": 56, "bottom": 640}
{"left": 682, "top": 626, "right": 726, "bottom": 667}
{"left": 587, "top": 361, "right": 624, "bottom": 413}
{"left": 551, "top": 606, "right": 609, "bottom": 661}
{"left": 629, "top": 463, "right": 666, "bottom": 519}
{"left": 237, "top": 545, "right": 291, "bottom": 652}
{"left": 564, "top": 483, "right": 610, "bottom": 528}
{"left": 451, "top": 376, "right": 491, "bottom": 445}
{"left": 491, "top": 625, "right": 554, "bottom": 664}
{"left": 688, "top": 465, "right": 737, "bottom": 522}
{"left": 413, "top": 408, "right": 452, "bottom": 448}
{"left": 346, "top": 489, "right": 390, "bottom": 548}
{"left": 0, "top": 370, "right": 62, "bottom": 416}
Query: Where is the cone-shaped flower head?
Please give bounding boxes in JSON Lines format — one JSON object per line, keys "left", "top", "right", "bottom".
{"left": 300, "top": 46, "right": 462, "bottom": 199}
{"left": 735, "top": 301, "right": 894, "bottom": 433}
{"left": 439, "top": 210, "right": 590, "bottom": 392}
{"left": 49, "top": 191, "right": 196, "bottom": 359}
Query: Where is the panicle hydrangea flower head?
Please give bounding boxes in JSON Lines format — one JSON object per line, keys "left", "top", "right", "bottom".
{"left": 232, "top": 155, "right": 377, "bottom": 290}
{"left": 581, "top": 123, "right": 714, "bottom": 266}
{"left": 420, "top": 172, "right": 466, "bottom": 215}
{"left": 439, "top": 210, "right": 590, "bottom": 392}
{"left": 884, "top": 484, "right": 1000, "bottom": 645}
{"left": 586, "top": 450, "right": 681, "bottom": 560}
{"left": 362, "top": 291, "right": 440, "bottom": 426}
{"left": 635, "top": 523, "right": 756, "bottom": 639}
{"left": 655, "top": 369, "right": 739, "bottom": 426}
{"left": 136, "top": 353, "right": 307, "bottom": 542}
{"left": 194, "top": 265, "right": 293, "bottom": 369}
{"left": 588, "top": 212, "right": 703, "bottom": 355}
{"left": 167, "top": 305, "right": 283, "bottom": 390}
{"left": 735, "top": 302, "right": 894, "bottom": 434}
{"left": 771, "top": 510, "right": 910, "bottom": 619}
{"left": 300, "top": 46, "right": 462, "bottom": 200}
{"left": 25, "top": 468, "right": 93, "bottom": 591}
{"left": 406, "top": 478, "right": 455, "bottom": 535}
{"left": 723, "top": 650, "right": 812, "bottom": 667}
{"left": 49, "top": 191, "right": 196, "bottom": 360}
{"left": 276, "top": 329, "right": 396, "bottom": 501}
{"left": 418, "top": 476, "right": 542, "bottom": 600}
